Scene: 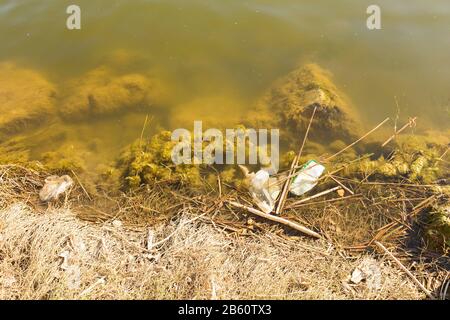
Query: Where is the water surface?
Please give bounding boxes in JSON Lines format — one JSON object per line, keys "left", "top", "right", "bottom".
{"left": 0, "top": 0, "right": 449, "bottom": 168}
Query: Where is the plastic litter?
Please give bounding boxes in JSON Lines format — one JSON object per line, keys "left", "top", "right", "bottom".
{"left": 240, "top": 160, "right": 325, "bottom": 213}
{"left": 240, "top": 166, "right": 281, "bottom": 214}
{"left": 290, "top": 160, "right": 325, "bottom": 196}
{"left": 249, "top": 169, "right": 275, "bottom": 214}
{"left": 350, "top": 257, "right": 382, "bottom": 291}
{"left": 39, "top": 175, "right": 74, "bottom": 202}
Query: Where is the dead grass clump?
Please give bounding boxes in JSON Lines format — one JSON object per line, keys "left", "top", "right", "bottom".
{"left": 0, "top": 203, "right": 425, "bottom": 300}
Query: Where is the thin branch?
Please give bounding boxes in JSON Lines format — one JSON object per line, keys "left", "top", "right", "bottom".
{"left": 70, "top": 170, "right": 92, "bottom": 201}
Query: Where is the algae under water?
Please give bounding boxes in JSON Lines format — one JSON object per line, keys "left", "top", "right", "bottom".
{"left": 0, "top": 0, "right": 449, "bottom": 174}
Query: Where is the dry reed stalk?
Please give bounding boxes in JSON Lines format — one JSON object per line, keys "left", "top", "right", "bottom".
{"left": 273, "top": 151, "right": 374, "bottom": 190}
{"left": 285, "top": 194, "right": 360, "bottom": 209}
{"left": 439, "top": 147, "right": 449, "bottom": 160}
{"left": 217, "top": 174, "right": 222, "bottom": 198}
{"left": 139, "top": 114, "right": 153, "bottom": 149}
{"left": 361, "top": 182, "right": 438, "bottom": 188}
{"left": 288, "top": 186, "right": 342, "bottom": 207}
{"left": 71, "top": 169, "right": 92, "bottom": 201}
{"left": 329, "top": 175, "right": 354, "bottom": 195}
{"left": 317, "top": 154, "right": 374, "bottom": 181}
{"left": 323, "top": 117, "right": 390, "bottom": 162}
{"left": 275, "top": 106, "right": 317, "bottom": 215}
{"left": 227, "top": 201, "right": 321, "bottom": 238}
{"left": 382, "top": 117, "right": 417, "bottom": 147}
{"left": 374, "top": 241, "right": 434, "bottom": 299}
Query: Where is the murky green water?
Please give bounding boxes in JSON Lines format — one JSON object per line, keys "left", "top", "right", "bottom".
{"left": 0, "top": 0, "right": 449, "bottom": 170}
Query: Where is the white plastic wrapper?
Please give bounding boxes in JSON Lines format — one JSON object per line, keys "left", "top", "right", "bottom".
{"left": 290, "top": 160, "right": 325, "bottom": 196}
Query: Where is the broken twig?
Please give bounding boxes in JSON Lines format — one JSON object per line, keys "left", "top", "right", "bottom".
{"left": 329, "top": 175, "right": 354, "bottom": 195}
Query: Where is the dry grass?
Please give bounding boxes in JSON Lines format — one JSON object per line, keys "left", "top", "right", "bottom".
{"left": 0, "top": 164, "right": 447, "bottom": 300}
{"left": 0, "top": 203, "right": 425, "bottom": 300}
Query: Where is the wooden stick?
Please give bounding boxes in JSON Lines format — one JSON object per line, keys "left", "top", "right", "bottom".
{"left": 275, "top": 106, "right": 317, "bottom": 215}
{"left": 324, "top": 117, "right": 390, "bottom": 162}
{"left": 227, "top": 201, "right": 321, "bottom": 238}
{"left": 374, "top": 241, "right": 434, "bottom": 299}
{"left": 288, "top": 186, "right": 341, "bottom": 207}
{"left": 382, "top": 117, "right": 417, "bottom": 147}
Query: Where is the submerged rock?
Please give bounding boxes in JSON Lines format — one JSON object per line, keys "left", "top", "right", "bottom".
{"left": 248, "top": 63, "right": 361, "bottom": 147}
{"left": 60, "top": 66, "right": 167, "bottom": 120}
{"left": 0, "top": 62, "right": 56, "bottom": 136}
